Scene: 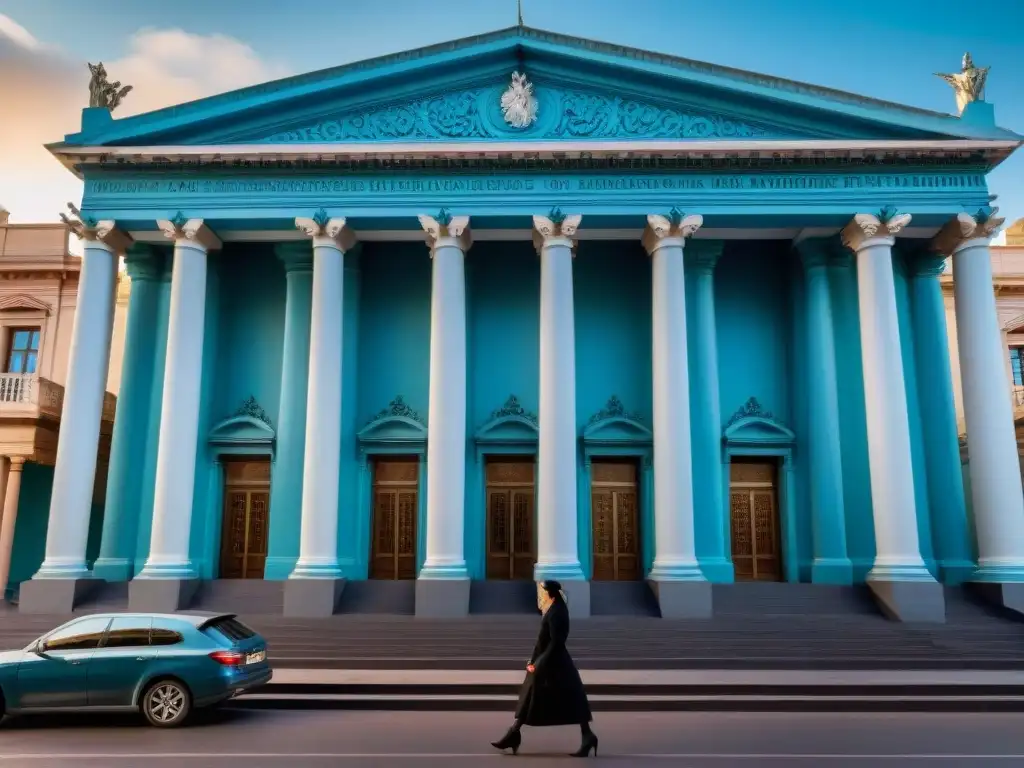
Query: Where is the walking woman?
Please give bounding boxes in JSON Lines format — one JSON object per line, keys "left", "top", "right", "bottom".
{"left": 491, "top": 580, "right": 598, "bottom": 757}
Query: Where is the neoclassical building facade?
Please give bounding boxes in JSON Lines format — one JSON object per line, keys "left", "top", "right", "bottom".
{"left": 14, "top": 27, "right": 1024, "bottom": 621}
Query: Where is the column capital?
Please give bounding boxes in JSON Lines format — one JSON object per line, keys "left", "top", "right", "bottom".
{"left": 295, "top": 209, "right": 356, "bottom": 252}
{"left": 123, "top": 243, "right": 167, "bottom": 282}
{"left": 685, "top": 239, "right": 724, "bottom": 274}
{"left": 157, "top": 213, "right": 221, "bottom": 252}
{"left": 841, "top": 208, "right": 912, "bottom": 252}
{"left": 59, "top": 203, "right": 132, "bottom": 254}
{"left": 533, "top": 209, "right": 581, "bottom": 255}
{"left": 8, "top": 456, "right": 25, "bottom": 470}
{"left": 642, "top": 209, "right": 703, "bottom": 255}
{"left": 418, "top": 209, "right": 471, "bottom": 254}
{"left": 275, "top": 241, "right": 313, "bottom": 273}
{"left": 931, "top": 208, "right": 1005, "bottom": 256}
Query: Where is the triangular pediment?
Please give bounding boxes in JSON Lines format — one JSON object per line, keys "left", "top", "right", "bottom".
{"left": 60, "top": 27, "right": 1020, "bottom": 149}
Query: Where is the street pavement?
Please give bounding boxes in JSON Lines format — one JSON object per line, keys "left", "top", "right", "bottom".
{"left": 0, "top": 709, "right": 1021, "bottom": 766}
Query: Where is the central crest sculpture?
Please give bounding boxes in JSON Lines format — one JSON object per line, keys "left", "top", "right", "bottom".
{"left": 501, "top": 71, "right": 538, "bottom": 128}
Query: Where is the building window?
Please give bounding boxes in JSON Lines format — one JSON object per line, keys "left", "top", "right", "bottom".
{"left": 6, "top": 328, "right": 40, "bottom": 374}
{"left": 1011, "top": 347, "right": 1024, "bottom": 387}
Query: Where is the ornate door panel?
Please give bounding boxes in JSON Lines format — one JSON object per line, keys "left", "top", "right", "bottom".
{"left": 729, "top": 461, "right": 781, "bottom": 582}
{"left": 220, "top": 460, "right": 271, "bottom": 579}
{"left": 370, "top": 459, "right": 419, "bottom": 580}
{"left": 485, "top": 460, "right": 536, "bottom": 580}
{"left": 590, "top": 461, "right": 640, "bottom": 581}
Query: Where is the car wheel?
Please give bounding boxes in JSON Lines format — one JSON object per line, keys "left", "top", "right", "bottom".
{"left": 141, "top": 679, "right": 192, "bottom": 728}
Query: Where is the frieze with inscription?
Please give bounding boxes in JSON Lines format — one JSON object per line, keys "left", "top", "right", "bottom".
{"left": 264, "top": 85, "right": 777, "bottom": 143}
{"left": 85, "top": 171, "right": 988, "bottom": 203}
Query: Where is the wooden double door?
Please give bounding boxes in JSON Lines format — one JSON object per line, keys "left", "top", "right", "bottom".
{"left": 220, "top": 459, "right": 271, "bottom": 579}
{"left": 370, "top": 458, "right": 419, "bottom": 580}
{"left": 590, "top": 460, "right": 641, "bottom": 581}
{"left": 486, "top": 459, "right": 537, "bottom": 580}
{"left": 728, "top": 459, "right": 782, "bottom": 581}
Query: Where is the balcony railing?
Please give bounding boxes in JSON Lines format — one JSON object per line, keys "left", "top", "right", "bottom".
{"left": 0, "top": 373, "right": 116, "bottom": 422}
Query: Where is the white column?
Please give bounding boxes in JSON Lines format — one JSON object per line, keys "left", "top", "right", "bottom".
{"left": 0, "top": 457, "right": 21, "bottom": 595}
{"left": 935, "top": 211, "right": 1024, "bottom": 582}
{"left": 533, "top": 212, "right": 584, "bottom": 582}
{"left": 138, "top": 218, "right": 220, "bottom": 578}
{"left": 841, "top": 212, "right": 933, "bottom": 583}
{"left": 643, "top": 212, "right": 705, "bottom": 581}
{"left": 418, "top": 213, "right": 470, "bottom": 580}
{"left": 290, "top": 215, "right": 356, "bottom": 578}
{"left": 35, "top": 220, "right": 129, "bottom": 579}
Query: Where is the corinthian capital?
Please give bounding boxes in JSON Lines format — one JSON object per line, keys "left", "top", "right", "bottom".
{"left": 157, "top": 213, "right": 221, "bottom": 252}
{"left": 532, "top": 208, "right": 582, "bottom": 255}
{"left": 294, "top": 208, "right": 356, "bottom": 251}
{"left": 59, "top": 202, "right": 132, "bottom": 253}
{"left": 841, "top": 207, "right": 912, "bottom": 252}
{"left": 642, "top": 208, "right": 703, "bottom": 255}
{"left": 418, "top": 209, "right": 471, "bottom": 254}
{"left": 931, "top": 208, "right": 1006, "bottom": 256}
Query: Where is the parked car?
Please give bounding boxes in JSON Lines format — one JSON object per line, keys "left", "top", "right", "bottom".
{"left": 0, "top": 612, "right": 271, "bottom": 727}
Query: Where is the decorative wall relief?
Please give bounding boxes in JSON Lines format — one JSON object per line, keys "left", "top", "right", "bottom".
{"left": 488, "top": 395, "right": 538, "bottom": 425}
{"left": 235, "top": 395, "right": 272, "bottom": 427}
{"left": 586, "top": 395, "right": 643, "bottom": 428}
{"left": 726, "top": 397, "right": 776, "bottom": 428}
{"left": 368, "top": 395, "right": 424, "bottom": 425}
{"left": 266, "top": 84, "right": 773, "bottom": 143}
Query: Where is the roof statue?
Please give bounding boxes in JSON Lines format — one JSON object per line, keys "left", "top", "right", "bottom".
{"left": 87, "top": 62, "right": 133, "bottom": 111}
{"left": 936, "top": 52, "right": 989, "bottom": 114}
{"left": 517, "top": 0, "right": 524, "bottom": 26}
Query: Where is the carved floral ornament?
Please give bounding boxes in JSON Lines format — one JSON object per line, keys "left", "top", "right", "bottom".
{"left": 235, "top": 395, "right": 272, "bottom": 427}
{"left": 488, "top": 395, "right": 538, "bottom": 426}
{"left": 418, "top": 208, "right": 471, "bottom": 252}
{"left": 368, "top": 395, "right": 424, "bottom": 426}
{"left": 532, "top": 208, "right": 582, "bottom": 253}
{"left": 642, "top": 208, "right": 703, "bottom": 254}
{"left": 840, "top": 206, "right": 912, "bottom": 252}
{"left": 932, "top": 207, "right": 1006, "bottom": 256}
{"left": 156, "top": 212, "right": 222, "bottom": 252}
{"left": 295, "top": 208, "right": 357, "bottom": 251}
{"left": 726, "top": 397, "right": 777, "bottom": 428}
{"left": 585, "top": 395, "right": 644, "bottom": 428}
{"left": 266, "top": 86, "right": 771, "bottom": 143}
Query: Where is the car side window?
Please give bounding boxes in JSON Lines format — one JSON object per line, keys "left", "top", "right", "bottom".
{"left": 103, "top": 617, "right": 153, "bottom": 649}
{"left": 42, "top": 617, "right": 111, "bottom": 652}
{"left": 150, "top": 627, "right": 184, "bottom": 647}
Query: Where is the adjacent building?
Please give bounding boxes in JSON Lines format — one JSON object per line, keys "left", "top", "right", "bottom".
{"left": 11, "top": 27, "right": 1024, "bottom": 622}
{"left": 0, "top": 209, "right": 124, "bottom": 600}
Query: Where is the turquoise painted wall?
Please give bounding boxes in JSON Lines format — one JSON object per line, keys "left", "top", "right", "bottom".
{"left": 893, "top": 258, "right": 938, "bottom": 577}
{"left": 465, "top": 242, "right": 539, "bottom": 579}
{"left": 786, "top": 249, "right": 813, "bottom": 581}
{"left": 339, "top": 252, "right": 362, "bottom": 575}
{"left": 133, "top": 274, "right": 172, "bottom": 574}
{"left": 7, "top": 463, "right": 104, "bottom": 589}
{"left": 573, "top": 241, "right": 653, "bottom": 577}
{"left": 352, "top": 243, "right": 430, "bottom": 577}
{"left": 829, "top": 260, "right": 876, "bottom": 580}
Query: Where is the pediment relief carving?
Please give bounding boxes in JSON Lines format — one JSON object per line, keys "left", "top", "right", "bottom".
{"left": 0, "top": 294, "right": 52, "bottom": 315}
{"left": 722, "top": 397, "right": 795, "bottom": 445}
{"left": 266, "top": 83, "right": 777, "bottom": 143}
{"left": 475, "top": 395, "right": 539, "bottom": 444}
{"left": 358, "top": 395, "right": 428, "bottom": 446}
{"left": 208, "top": 414, "right": 276, "bottom": 447}
{"left": 583, "top": 395, "right": 651, "bottom": 445}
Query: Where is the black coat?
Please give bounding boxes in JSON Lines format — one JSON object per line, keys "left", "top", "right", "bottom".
{"left": 514, "top": 598, "right": 593, "bottom": 726}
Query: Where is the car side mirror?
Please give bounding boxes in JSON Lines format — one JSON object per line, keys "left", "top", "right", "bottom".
{"left": 33, "top": 641, "right": 48, "bottom": 655}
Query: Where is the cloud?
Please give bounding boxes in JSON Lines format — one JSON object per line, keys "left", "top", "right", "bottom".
{"left": 0, "top": 16, "right": 290, "bottom": 224}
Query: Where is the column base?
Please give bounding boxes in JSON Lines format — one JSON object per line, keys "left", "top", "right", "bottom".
{"left": 970, "top": 561, "right": 1024, "bottom": 584}
{"left": 647, "top": 579, "right": 712, "bottom": 619}
{"left": 811, "top": 557, "right": 854, "bottom": 585}
{"left": 647, "top": 560, "right": 706, "bottom": 582}
{"left": 128, "top": 578, "right": 200, "bottom": 612}
{"left": 968, "top": 582, "right": 1024, "bottom": 619}
{"left": 867, "top": 578, "right": 945, "bottom": 623}
{"left": 939, "top": 559, "right": 977, "bottom": 585}
{"left": 415, "top": 577, "right": 470, "bottom": 618}
{"left": 697, "top": 557, "right": 735, "bottom": 584}
{"left": 290, "top": 560, "right": 345, "bottom": 580}
{"left": 19, "top": 577, "right": 102, "bottom": 614}
{"left": 284, "top": 578, "right": 345, "bottom": 617}
{"left": 91, "top": 558, "right": 134, "bottom": 582}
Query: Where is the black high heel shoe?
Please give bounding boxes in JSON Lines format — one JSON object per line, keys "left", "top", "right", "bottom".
{"left": 570, "top": 732, "right": 598, "bottom": 757}
{"left": 491, "top": 727, "right": 522, "bottom": 755}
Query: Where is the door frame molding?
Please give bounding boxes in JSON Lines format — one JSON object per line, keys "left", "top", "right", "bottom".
{"left": 356, "top": 396, "right": 428, "bottom": 579}
{"left": 579, "top": 396, "right": 653, "bottom": 580}
{"left": 201, "top": 406, "right": 276, "bottom": 579}
{"left": 721, "top": 397, "right": 798, "bottom": 584}
{"left": 471, "top": 395, "right": 539, "bottom": 580}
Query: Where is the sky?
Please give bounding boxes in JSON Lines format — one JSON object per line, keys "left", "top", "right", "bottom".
{"left": 0, "top": 0, "right": 1022, "bottom": 240}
